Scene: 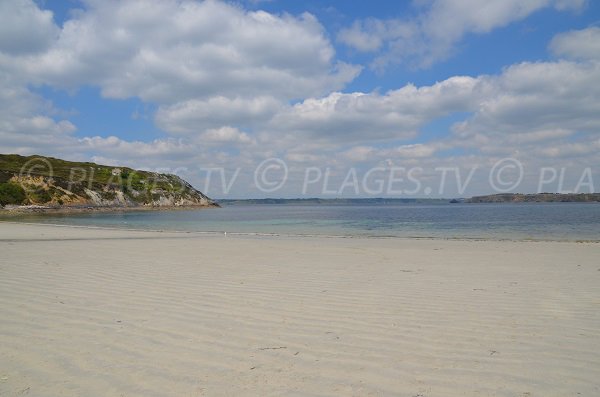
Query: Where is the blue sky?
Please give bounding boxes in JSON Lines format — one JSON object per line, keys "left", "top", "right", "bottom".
{"left": 1, "top": 0, "right": 600, "bottom": 197}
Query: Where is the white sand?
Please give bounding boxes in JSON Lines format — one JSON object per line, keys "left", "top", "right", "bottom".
{"left": 0, "top": 222, "right": 599, "bottom": 396}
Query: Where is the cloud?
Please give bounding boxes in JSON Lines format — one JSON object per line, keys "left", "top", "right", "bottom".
{"left": 199, "top": 126, "right": 254, "bottom": 145}
{"left": 268, "top": 76, "right": 480, "bottom": 142}
{"left": 0, "top": 0, "right": 58, "bottom": 55}
{"left": 338, "top": 0, "right": 586, "bottom": 69}
{"left": 0, "top": 0, "right": 362, "bottom": 165}
{"left": 274, "top": 53, "right": 600, "bottom": 167}
{"left": 0, "top": 0, "right": 356, "bottom": 167}
{"left": 3, "top": 0, "right": 360, "bottom": 103}
{"left": 536, "top": 137, "right": 600, "bottom": 158}
{"left": 340, "top": 143, "right": 440, "bottom": 165}
{"left": 550, "top": 26, "right": 600, "bottom": 61}
{"left": 5, "top": 54, "right": 598, "bottom": 193}
{"left": 392, "top": 143, "right": 438, "bottom": 158}
{"left": 155, "top": 96, "right": 282, "bottom": 134}
{"left": 452, "top": 60, "right": 600, "bottom": 143}
{"left": 79, "top": 136, "right": 194, "bottom": 158}
{"left": 340, "top": 146, "right": 377, "bottom": 162}
{"left": 337, "top": 19, "right": 417, "bottom": 52}
{"left": 0, "top": 75, "right": 76, "bottom": 154}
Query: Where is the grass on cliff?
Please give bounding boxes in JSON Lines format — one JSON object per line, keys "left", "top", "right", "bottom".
{"left": 0, "top": 154, "right": 187, "bottom": 194}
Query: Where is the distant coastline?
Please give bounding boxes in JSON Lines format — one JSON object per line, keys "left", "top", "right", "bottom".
{"left": 465, "top": 193, "right": 600, "bottom": 203}
{"left": 219, "top": 193, "right": 600, "bottom": 206}
{"left": 219, "top": 198, "right": 449, "bottom": 205}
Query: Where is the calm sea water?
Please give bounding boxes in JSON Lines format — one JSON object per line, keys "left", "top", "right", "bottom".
{"left": 3, "top": 202, "right": 600, "bottom": 241}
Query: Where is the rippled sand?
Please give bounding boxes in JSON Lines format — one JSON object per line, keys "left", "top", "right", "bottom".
{"left": 1, "top": 223, "right": 599, "bottom": 396}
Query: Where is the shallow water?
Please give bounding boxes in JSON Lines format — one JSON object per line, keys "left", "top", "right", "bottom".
{"left": 3, "top": 202, "right": 600, "bottom": 241}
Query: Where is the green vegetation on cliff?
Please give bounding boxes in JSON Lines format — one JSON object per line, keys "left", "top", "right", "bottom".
{"left": 0, "top": 154, "right": 217, "bottom": 209}
{"left": 0, "top": 183, "right": 26, "bottom": 206}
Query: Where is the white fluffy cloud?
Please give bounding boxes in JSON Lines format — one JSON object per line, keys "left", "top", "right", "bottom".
{"left": 199, "top": 126, "right": 254, "bottom": 145}
{"left": 0, "top": 76, "right": 75, "bottom": 154}
{"left": 79, "top": 136, "right": 193, "bottom": 158}
{"left": 536, "top": 138, "right": 600, "bottom": 158}
{"left": 0, "top": 0, "right": 358, "bottom": 166}
{"left": 452, "top": 60, "right": 600, "bottom": 145}
{"left": 285, "top": 54, "right": 600, "bottom": 150}
{"left": 155, "top": 96, "right": 282, "bottom": 134}
{"left": 277, "top": 53, "right": 600, "bottom": 167}
{"left": 338, "top": 0, "right": 586, "bottom": 69}
{"left": 267, "top": 76, "right": 481, "bottom": 142}
{"left": 337, "top": 18, "right": 415, "bottom": 53}
{"left": 550, "top": 26, "right": 600, "bottom": 61}
{"left": 0, "top": 0, "right": 58, "bottom": 55}
{"left": 2, "top": 0, "right": 359, "bottom": 103}
{"left": 341, "top": 143, "right": 440, "bottom": 163}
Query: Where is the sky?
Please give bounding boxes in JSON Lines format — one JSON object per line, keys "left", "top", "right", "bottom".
{"left": 1, "top": 0, "right": 599, "bottom": 198}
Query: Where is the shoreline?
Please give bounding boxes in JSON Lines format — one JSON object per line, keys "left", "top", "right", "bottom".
{"left": 0, "top": 219, "right": 599, "bottom": 243}
{"left": 0, "top": 203, "right": 220, "bottom": 216}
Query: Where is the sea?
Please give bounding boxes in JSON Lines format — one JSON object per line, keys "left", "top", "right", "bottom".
{"left": 2, "top": 202, "right": 600, "bottom": 241}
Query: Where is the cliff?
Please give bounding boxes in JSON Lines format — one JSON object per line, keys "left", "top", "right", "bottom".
{"left": 0, "top": 154, "right": 218, "bottom": 210}
{"left": 466, "top": 193, "right": 600, "bottom": 203}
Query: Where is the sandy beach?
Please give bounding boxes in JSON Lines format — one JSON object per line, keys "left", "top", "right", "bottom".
{"left": 0, "top": 222, "right": 599, "bottom": 396}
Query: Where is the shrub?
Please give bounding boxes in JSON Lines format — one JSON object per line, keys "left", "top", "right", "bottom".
{"left": 0, "top": 183, "right": 27, "bottom": 206}
{"left": 29, "top": 188, "right": 51, "bottom": 204}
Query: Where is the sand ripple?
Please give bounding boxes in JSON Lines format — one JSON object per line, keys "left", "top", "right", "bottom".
{"left": 1, "top": 224, "right": 599, "bottom": 396}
